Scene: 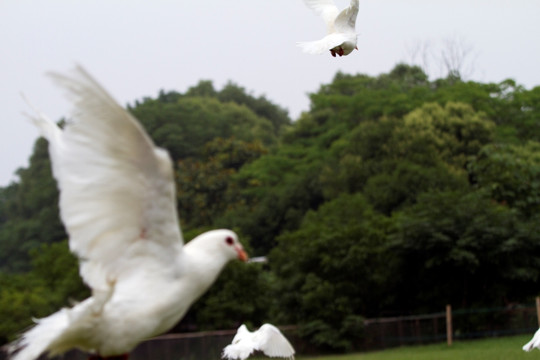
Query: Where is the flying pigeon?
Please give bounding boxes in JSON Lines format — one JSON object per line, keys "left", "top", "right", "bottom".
{"left": 222, "top": 324, "right": 295, "bottom": 360}
{"left": 8, "top": 66, "right": 248, "bottom": 360}
{"left": 297, "top": 0, "right": 360, "bottom": 57}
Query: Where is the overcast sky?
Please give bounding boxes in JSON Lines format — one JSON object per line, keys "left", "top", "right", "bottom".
{"left": 1, "top": 0, "right": 539, "bottom": 186}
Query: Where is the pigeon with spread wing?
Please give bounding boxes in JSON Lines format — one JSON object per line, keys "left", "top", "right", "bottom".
{"left": 9, "top": 66, "right": 248, "bottom": 360}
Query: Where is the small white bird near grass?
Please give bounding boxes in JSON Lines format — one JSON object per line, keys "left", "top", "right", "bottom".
{"left": 222, "top": 324, "right": 295, "bottom": 360}
{"left": 8, "top": 66, "right": 248, "bottom": 360}
{"left": 523, "top": 328, "right": 540, "bottom": 351}
{"left": 297, "top": 0, "right": 360, "bottom": 57}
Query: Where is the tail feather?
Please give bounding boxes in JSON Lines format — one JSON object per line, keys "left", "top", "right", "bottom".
{"left": 222, "top": 343, "right": 254, "bottom": 360}
{"left": 296, "top": 39, "right": 329, "bottom": 55}
{"left": 8, "top": 289, "right": 112, "bottom": 359}
{"left": 297, "top": 33, "right": 348, "bottom": 55}
{"left": 9, "top": 309, "right": 69, "bottom": 360}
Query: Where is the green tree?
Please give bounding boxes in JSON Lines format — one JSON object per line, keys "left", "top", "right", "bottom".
{"left": 388, "top": 102, "right": 494, "bottom": 168}
{"left": 192, "top": 261, "right": 272, "bottom": 330}
{"left": 270, "top": 194, "right": 391, "bottom": 351}
{"left": 131, "top": 97, "right": 276, "bottom": 161}
{"left": 226, "top": 145, "right": 326, "bottom": 255}
{"left": 0, "top": 241, "right": 88, "bottom": 343}
{"left": 217, "top": 82, "right": 291, "bottom": 136}
{"left": 363, "top": 161, "right": 467, "bottom": 215}
{"left": 0, "top": 139, "right": 63, "bottom": 272}
{"left": 176, "top": 138, "right": 267, "bottom": 228}
{"left": 469, "top": 141, "right": 540, "bottom": 216}
{"left": 390, "top": 190, "right": 540, "bottom": 311}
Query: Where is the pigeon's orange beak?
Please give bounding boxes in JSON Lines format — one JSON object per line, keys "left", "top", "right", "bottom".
{"left": 236, "top": 246, "right": 249, "bottom": 262}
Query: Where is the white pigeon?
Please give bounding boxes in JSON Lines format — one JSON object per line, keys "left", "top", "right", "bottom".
{"left": 297, "top": 0, "right": 359, "bottom": 57}
{"left": 8, "top": 66, "right": 249, "bottom": 360}
{"left": 222, "top": 324, "right": 295, "bottom": 360}
{"left": 523, "top": 328, "right": 540, "bottom": 351}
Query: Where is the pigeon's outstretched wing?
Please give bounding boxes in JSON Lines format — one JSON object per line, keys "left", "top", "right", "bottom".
{"left": 25, "top": 66, "right": 183, "bottom": 291}
{"left": 334, "top": 0, "right": 359, "bottom": 33}
{"left": 302, "top": 0, "right": 339, "bottom": 33}
{"left": 255, "top": 324, "right": 295, "bottom": 359}
{"left": 223, "top": 324, "right": 295, "bottom": 360}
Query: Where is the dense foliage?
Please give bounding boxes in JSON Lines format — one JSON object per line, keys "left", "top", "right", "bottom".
{"left": 2, "top": 65, "right": 540, "bottom": 351}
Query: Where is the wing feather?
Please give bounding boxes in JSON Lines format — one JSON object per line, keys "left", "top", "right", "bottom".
{"left": 222, "top": 325, "right": 255, "bottom": 360}
{"left": 302, "top": 0, "right": 339, "bottom": 33}
{"left": 334, "top": 0, "right": 359, "bottom": 33}
{"left": 256, "top": 324, "right": 295, "bottom": 359}
{"left": 523, "top": 328, "right": 540, "bottom": 351}
{"left": 27, "top": 66, "right": 183, "bottom": 290}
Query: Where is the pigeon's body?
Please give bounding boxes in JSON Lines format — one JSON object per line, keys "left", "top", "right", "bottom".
{"left": 9, "top": 66, "right": 248, "bottom": 360}
{"left": 297, "top": 0, "right": 359, "bottom": 57}
{"left": 222, "top": 324, "right": 295, "bottom": 360}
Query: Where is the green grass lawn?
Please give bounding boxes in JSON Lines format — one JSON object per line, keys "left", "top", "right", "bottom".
{"left": 298, "top": 334, "right": 538, "bottom": 360}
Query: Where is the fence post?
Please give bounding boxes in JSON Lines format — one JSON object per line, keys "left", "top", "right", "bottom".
{"left": 536, "top": 297, "right": 540, "bottom": 327}
{"left": 446, "top": 304, "right": 452, "bottom": 346}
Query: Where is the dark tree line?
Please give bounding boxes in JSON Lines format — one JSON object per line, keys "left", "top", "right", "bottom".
{"left": 2, "top": 64, "right": 540, "bottom": 351}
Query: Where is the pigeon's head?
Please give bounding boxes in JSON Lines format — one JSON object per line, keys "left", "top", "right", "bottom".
{"left": 190, "top": 229, "right": 248, "bottom": 263}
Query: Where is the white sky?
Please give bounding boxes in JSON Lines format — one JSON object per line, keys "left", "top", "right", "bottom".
{"left": 1, "top": 0, "right": 539, "bottom": 186}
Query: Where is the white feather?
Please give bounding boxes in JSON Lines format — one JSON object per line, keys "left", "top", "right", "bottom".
{"left": 40, "top": 66, "right": 182, "bottom": 290}
{"left": 223, "top": 324, "right": 295, "bottom": 360}
{"left": 302, "top": 0, "right": 340, "bottom": 33}
{"left": 334, "top": 0, "right": 359, "bottom": 33}
{"left": 523, "top": 327, "right": 540, "bottom": 351}
{"left": 298, "top": 0, "right": 359, "bottom": 56}
{"left": 297, "top": 33, "right": 350, "bottom": 55}
{"left": 9, "top": 66, "right": 248, "bottom": 360}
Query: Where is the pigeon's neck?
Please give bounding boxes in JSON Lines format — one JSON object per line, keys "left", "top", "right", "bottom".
{"left": 182, "top": 241, "right": 230, "bottom": 289}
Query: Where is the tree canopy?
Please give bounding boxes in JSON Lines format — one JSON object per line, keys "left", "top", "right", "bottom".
{"left": 2, "top": 64, "right": 540, "bottom": 351}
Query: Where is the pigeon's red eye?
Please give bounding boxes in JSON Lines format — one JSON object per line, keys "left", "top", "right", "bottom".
{"left": 225, "top": 236, "right": 234, "bottom": 246}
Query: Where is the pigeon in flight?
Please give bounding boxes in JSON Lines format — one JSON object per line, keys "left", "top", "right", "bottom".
{"left": 297, "top": 0, "right": 360, "bottom": 57}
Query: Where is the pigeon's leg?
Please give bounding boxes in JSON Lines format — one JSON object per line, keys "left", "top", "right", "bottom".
{"left": 330, "top": 49, "right": 336, "bottom": 57}
{"left": 338, "top": 47, "right": 344, "bottom": 56}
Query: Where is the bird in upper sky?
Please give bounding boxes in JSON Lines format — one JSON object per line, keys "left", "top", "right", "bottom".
{"left": 297, "top": 0, "right": 360, "bottom": 57}
{"left": 222, "top": 324, "right": 295, "bottom": 360}
{"left": 8, "top": 66, "right": 248, "bottom": 360}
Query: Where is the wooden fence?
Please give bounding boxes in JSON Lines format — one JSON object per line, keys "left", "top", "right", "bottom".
{"left": 359, "top": 299, "right": 540, "bottom": 351}
{"left": 4, "top": 300, "right": 540, "bottom": 360}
